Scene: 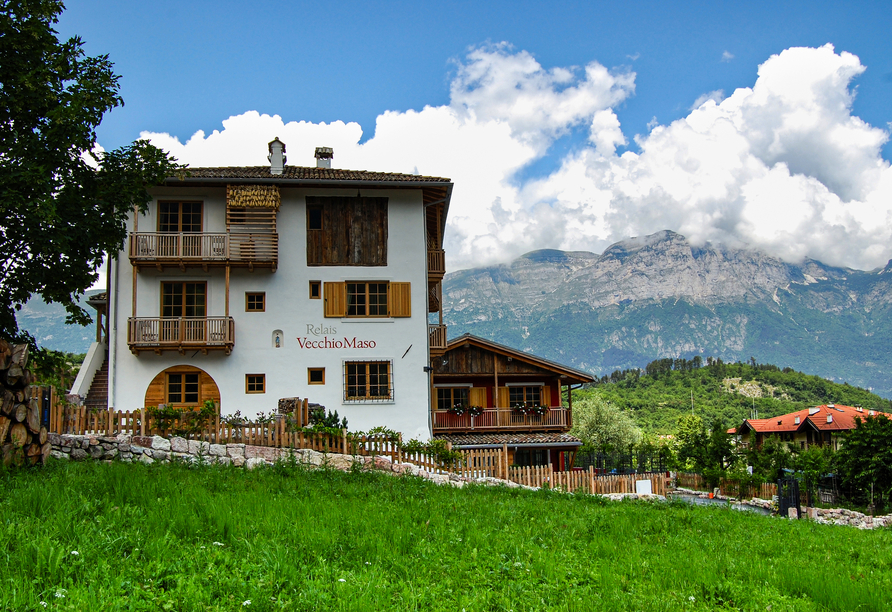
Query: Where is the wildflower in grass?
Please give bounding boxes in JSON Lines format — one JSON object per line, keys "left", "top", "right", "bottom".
{"left": 688, "top": 596, "right": 695, "bottom": 602}
{"left": 242, "top": 600, "right": 251, "bottom": 606}
{"left": 40, "top": 603, "right": 47, "bottom": 608}
{"left": 70, "top": 550, "right": 79, "bottom": 556}
{"left": 213, "top": 541, "right": 224, "bottom": 546}
{"left": 338, "top": 578, "right": 346, "bottom": 583}
{"left": 54, "top": 589, "right": 66, "bottom": 598}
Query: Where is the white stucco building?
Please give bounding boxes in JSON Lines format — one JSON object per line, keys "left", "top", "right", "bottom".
{"left": 72, "top": 140, "right": 452, "bottom": 440}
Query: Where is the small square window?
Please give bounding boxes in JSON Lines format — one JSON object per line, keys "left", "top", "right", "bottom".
{"left": 309, "top": 281, "right": 321, "bottom": 299}
{"left": 308, "top": 368, "right": 325, "bottom": 385}
{"left": 246, "top": 292, "right": 265, "bottom": 312}
{"left": 246, "top": 374, "right": 265, "bottom": 394}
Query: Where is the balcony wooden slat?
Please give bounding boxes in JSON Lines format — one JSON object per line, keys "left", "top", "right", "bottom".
{"left": 128, "top": 232, "right": 277, "bottom": 270}
{"left": 127, "top": 316, "right": 234, "bottom": 354}
{"left": 429, "top": 323, "right": 447, "bottom": 357}
{"left": 431, "top": 407, "right": 571, "bottom": 433}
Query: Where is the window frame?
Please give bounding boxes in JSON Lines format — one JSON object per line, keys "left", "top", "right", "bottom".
{"left": 158, "top": 201, "right": 203, "bottom": 233}
{"left": 161, "top": 281, "right": 207, "bottom": 318}
{"left": 245, "top": 292, "right": 266, "bottom": 312}
{"left": 343, "top": 360, "right": 393, "bottom": 402}
{"left": 437, "top": 387, "right": 470, "bottom": 412}
{"left": 508, "top": 385, "right": 542, "bottom": 408}
{"left": 166, "top": 371, "right": 201, "bottom": 405}
{"left": 346, "top": 281, "right": 389, "bottom": 317}
{"left": 308, "top": 367, "right": 325, "bottom": 385}
{"left": 309, "top": 281, "right": 321, "bottom": 299}
{"left": 245, "top": 374, "right": 266, "bottom": 394}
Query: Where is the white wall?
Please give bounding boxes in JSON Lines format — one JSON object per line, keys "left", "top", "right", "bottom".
{"left": 110, "top": 186, "right": 434, "bottom": 441}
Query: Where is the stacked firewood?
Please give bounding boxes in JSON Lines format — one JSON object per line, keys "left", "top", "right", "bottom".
{"left": 0, "top": 340, "right": 49, "bottom": 466}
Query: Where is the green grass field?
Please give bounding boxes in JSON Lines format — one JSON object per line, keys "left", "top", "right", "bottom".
{"left": 2, "top": 461, "right": 890, "bottom": 611}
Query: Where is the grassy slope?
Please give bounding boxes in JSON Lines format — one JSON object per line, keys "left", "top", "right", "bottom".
{"left": 2, "top": 461, "right": 891, "bottom": 611}
{"left": 581, "top": 362, "right": 892, "bottom": 434}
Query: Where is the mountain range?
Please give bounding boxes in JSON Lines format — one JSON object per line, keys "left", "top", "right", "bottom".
{"left": 17, "top": 230, "right": 892, "bottom": 399}
{"left": 442, "top": 230, "right": 892, "bottom": 398}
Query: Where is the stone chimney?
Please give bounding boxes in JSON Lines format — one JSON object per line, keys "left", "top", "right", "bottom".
{"left": 268, "top": 138, "right": 286, "bottom": 175}
{"left": 315, "top": 147, "right": 333, "bottom": 169}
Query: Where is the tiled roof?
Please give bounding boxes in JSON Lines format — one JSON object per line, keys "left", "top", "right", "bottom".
{"left": 169, "top": 166, "right": 451, "bottom": 183}
{"left": 435, "top": 432, "right": 582, "bottom": 447}
{"left": 738, "top": 404, "right": 890, "bottom": 435}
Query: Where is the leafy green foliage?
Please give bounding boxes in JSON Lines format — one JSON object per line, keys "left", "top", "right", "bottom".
{"left": 579, "top": 357, "right": 890, "bottom": 434}
{"left": 674, "top": 415, "right": 736, "bottom": 487}
{"left": 834, "top": 415, "right": 892, "bottom": 511}
{"left": 1, "top": 462, "right": 891, "bottom": 610}
{"left": 570, "top": 394, "right": 642, "bottom": 453}
{"left": 145, "top": 400, "right": 217, "bottom": 436}
{"left": 0, "top": 0, "right": 183, "bottom": 343}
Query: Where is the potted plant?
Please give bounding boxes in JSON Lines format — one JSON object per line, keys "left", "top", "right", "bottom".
{"left": 468, "top": 405, "right": 484, "bottom": 417}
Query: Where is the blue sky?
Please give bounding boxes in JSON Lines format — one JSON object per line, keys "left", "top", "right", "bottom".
{"left": 58, "top": 1, "right": 892, "bottom": 271}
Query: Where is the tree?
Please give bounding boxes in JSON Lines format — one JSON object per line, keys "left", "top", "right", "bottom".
{"left": 0, "top": 0, "right": 182, "bottom": 345}
{"left": 834, "top": 415, "right": 892, "bottom": 511}
{"left": 675, "top": 414, "right": 735, "bottom": 487}
{"left": 571, "top": 394, "right": 642, "bottom": 454}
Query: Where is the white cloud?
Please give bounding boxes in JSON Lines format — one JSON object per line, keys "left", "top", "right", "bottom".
{"left": 690, "top": 90, "right": 725, "bottom": 110}
{"left": 722, "top": 51, "right": 735, "bottom": 62}
{"left": 139, "top": 44, "right": 892, "bottom": 272}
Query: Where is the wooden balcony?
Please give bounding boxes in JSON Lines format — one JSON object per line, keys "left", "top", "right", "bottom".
{"left": 432, "top": 407, "right": 571, "bottom": 433}
{"left": 129, "top": 232, "right": 278, "bottom": 271}
{"left": 427, "top": 248, "right": 445, "bottom": 281}
{"left": 127, "top": 317, "right": 235, "bottom": 355}
{"left": 429, "top": 324, "right": 447, "bottom": 357}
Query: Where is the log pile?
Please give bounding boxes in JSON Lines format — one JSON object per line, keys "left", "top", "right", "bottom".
{"left": 0, "top": 340, "right": 49, "bottom": 466}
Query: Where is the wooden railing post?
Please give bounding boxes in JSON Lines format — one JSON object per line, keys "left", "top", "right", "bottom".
{"left": 139, "top": 406, "right": 146, "bottom": 436}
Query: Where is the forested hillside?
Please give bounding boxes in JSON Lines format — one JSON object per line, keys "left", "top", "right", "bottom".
{"left": 578, "top": 357, "right": 892, "bottom": 434}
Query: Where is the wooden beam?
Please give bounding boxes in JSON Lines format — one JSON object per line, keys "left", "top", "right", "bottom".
{"left": 225, "top": 265, "right": 230, "bottom": 317}
{"left": 131, "top": 265, "right": 137, "bottom": 318}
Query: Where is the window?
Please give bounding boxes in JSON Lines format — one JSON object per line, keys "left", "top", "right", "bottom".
{"left": 159, "top": 201, "right": 202, "bottom": 233}
{"left": 309, "top": 281, "right": 321, "bottom": 299}
{"left": 344, "top": 361, "right": 392, "bottom": 401}
{"left": 246, "top": 374, "right": 265, "bottom": 394}
{"left": 437, "top": 387, "right": 469, "bottom": 412}
{"left": 509, "top": 386, "right": 542, "bottom": 408}
{"left": 306, "top": 196, "right": 388, "bottom": 266}
{"left": 514, "top": 449, "right": 550, "bottom": 467}
{"left": 307, "top": 205, "right": 323, "bottom": 231}
{"left": 347, "top": 282, "right": 388, "bottom": 316}
{"left": 162, "top": 282, "right": 206, "bottom": 317}
{"left": 167, "top": 372, "right": 200, "bottom": 405}
{"left": 323, "top": 281, "right": 410, "bottom": 318}
{"left": 308, "top": 368, "right": 325, "bottom": 385}
{"left": 246, "top": 292, "right": 265, "bottom": 312}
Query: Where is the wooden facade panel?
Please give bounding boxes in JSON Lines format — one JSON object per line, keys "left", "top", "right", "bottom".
{"left": 306, "top": 196, "right": 388, "bottom": 266}
{"left": 469, "top": 387, "right": 487, "bottom": 407}
{"left": 143, "top": 366, "right": 221, "bottom": 408}
{"left": 439, "top": 345, "right": 555, "bottom": 376}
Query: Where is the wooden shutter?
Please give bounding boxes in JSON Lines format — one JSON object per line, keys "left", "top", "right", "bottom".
{"left": 541, "top": 385, "right": 552, "bottom": 407}
{"left": 469, "top": 387, "right": 487, "bottom": 407}
{"left": 388, "top": 282, "right": 411, "bottom": 317}
{"left": 323, "top": 282, "right": 346, "bottom": 317}
{"left": 496, "top": 387, "right": 509, "bottom": 409}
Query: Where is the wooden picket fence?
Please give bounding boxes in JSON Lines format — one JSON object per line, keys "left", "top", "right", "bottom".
{"left": 677, "top": 472, "right": 777, "bottom": 499}
{"left": 507, "top": 465, "right": 670, "bottom": 496}
{"left": 44, "top": 402, "right": 455, "bottom": 469}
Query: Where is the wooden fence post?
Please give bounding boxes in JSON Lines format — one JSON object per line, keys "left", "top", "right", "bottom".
{"left": 139, "top": 406, "right": 146, "bottom": 436}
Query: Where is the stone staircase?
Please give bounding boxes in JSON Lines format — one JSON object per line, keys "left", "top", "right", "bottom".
{"left": 84, "top": 353, "right": 109, "bottom": 409}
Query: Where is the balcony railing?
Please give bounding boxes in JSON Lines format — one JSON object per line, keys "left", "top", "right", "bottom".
{"left": 429, "top": 324, "right": 447, "bottom": 356}
{"left": 128, "top": 232, "right": 278, "bottom": 269}
{"left": 427, "top": 248, "right": 445, "bottom": 280}
{"left": 127, "top": 317, "right": 235, "bottom": 354}
{"left": 432, "top": 407, "right": 571, "bottom": 432}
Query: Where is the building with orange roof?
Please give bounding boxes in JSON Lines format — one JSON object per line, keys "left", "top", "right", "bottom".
{"left": 735, "top": 403, "right": 891, "bottom": 451}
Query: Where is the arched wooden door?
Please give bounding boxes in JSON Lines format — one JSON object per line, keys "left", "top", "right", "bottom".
{"left": 144, "top": 365, "right": 221, "bottom": 408}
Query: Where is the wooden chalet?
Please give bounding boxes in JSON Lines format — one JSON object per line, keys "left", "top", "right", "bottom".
{"left": 431, "top": 334, "right": 594, "bottom": 469}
